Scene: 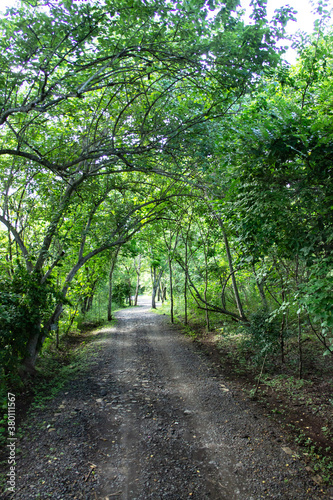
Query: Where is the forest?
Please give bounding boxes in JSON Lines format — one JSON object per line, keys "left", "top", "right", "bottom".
{"left": 0, "top": 0, "right": 332, "bottom": 401}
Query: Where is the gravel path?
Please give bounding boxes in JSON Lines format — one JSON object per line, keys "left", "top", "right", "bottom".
{"left": 2, "top": 297, "right": 327, "bottom": 499}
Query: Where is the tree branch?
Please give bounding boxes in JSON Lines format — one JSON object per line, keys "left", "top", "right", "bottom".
{"left": 0, "top": 215, "right": 33, "bottom": 271}
{"left": 176, "top": 257, "right": 246, "bottom": 322}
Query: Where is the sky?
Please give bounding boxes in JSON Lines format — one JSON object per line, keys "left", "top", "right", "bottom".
{"left": 241, "top": 0, "right": 333, "bottom": 62}
{"left": 242, "top": 0, "right": 332, "bottom": 33}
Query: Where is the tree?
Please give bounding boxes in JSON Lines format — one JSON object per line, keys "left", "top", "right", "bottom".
{"left": 0, "top": 165, "right": 177, "bottom": 370}
{"left": 162, "top": 221, "right": 181, "bottom": 323}
{"left": 107, "top": 247, "right": 121, "bottom": 321}
{"left": 207, "top": 25, "right": 333, "bottom": 361}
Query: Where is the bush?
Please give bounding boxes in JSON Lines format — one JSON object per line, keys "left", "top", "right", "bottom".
{"left": 240, "top": 308, "right": 281, "bottom": 363}
{"left": 0, "top": 265, "right": 59, "bottom": 375}
{"left": 112, "top": 281, "right": 131, "bottom": 307}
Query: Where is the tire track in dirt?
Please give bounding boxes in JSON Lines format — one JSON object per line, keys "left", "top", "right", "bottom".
{"left": 96, "top": 301, "right": 244, "bottom": 499}
{"left": 95, "top": 298, "right": 323, "bottom": 499}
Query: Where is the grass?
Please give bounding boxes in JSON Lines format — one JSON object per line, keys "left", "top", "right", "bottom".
{"left": 29, "top": 322, "right": 115, "bottom": 412}
{"left": 261, "top": 374, "right": 313, "bottom": 399}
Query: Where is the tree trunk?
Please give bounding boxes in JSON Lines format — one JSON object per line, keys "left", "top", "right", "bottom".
{"left": 81, "top": 278, "right": 98, "bottom": 315}
{"left": 7, "top": 229, "right": 14, "bottom": 275}
{"left": 22, "top": 332, "right": 40, "bottom": 374}
{"left": 158, "top": 282, "right": 166, "bottom": 304}
{"left": 87, "top": 294, "right": 94, "bottom": 312}
{"left": 108, "top": 247, "right": 120, "bottom": 321}
{"left": 168, "top": 257, "right": 174, "bottom": 323}
{"left": 65, "top": 303, "right": 79, "bottom": 335}
{"left": 214, "top": 215, "right": 246, "bottom": 321}
{"left": 56, "top": 325, "right": 59, "bottom": 350}
{"left": 203, "top": 242, "right": 210, "bottom": 332}
{"left": 81, "top": 296, "right": 89, "bottom": 314}
{"left": 222, "top": 228, "right": 246, "bottom": 320}
{"left": 107, "top": 271, "right": 114, "bottom": 320}
{"left": 298, "top": 312, "right": 303, "bottom": 379}
{"left": 184, "top": 239, "right": 188, "bottom": 325}
{"left": 152, "top": 268, "right": 163, "bottom": 309}
{"left": 23, "top": 302, "right": 64, "bottom": 370}
{"left": 280, "top": 288, "right": 286, "bottom": 365}
{"left": 162, "top": 227, "right": 179, "bottom": 323}
{"left": 204, "top": 271, "right": 210, "bottom": 332}
{"left": 22, "top": 236, "right": 125, "bottom": 370}
{"left": 205, "top": 196, "right": 247, "bottom": 322}
{"left": 34, "top": 178, "right": 83, "bottom": 272}
{"left": 128, "top": 282, "right": 132, "bottom": 306}
{"left": 252, "top": 264, "right": 268, "bottom": 309}
{"left": 134, "top": 254, "right": 141, "bottom": 306}
{"left": 295, "top": 256, "right": 303, "bottom": 379}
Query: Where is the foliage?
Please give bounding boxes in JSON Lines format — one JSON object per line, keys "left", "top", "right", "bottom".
{"left": 0, "top": 265, "right": 60, "bottom": 373}
{"left": 298, "top": 258, "right": 333, "bottom": 355}
{"left": 0, "top": 0, "right": 332, "bottom": 380}
{"left": 112, "top": 281, "right": 132, "bottom": 308}
{"left": 238, "top": 309, "right": 281, "bottom": 362}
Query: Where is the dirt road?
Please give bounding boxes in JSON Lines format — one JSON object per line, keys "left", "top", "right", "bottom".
{"left": 5, "top": 297, "right": 326, "bottom": 499}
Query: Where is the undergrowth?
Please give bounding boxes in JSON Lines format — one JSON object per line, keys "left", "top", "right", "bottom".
{"left": 0, "top": 320, "right": 115, "bottom": 449}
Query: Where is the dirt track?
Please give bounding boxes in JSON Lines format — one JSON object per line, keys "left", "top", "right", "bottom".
{"left": 2, "top": 297, "right": 327, "bottom": 499}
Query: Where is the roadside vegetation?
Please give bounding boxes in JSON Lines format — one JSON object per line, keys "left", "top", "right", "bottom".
{"left": 156, "top": 297, "right": 333, "bottom": 485}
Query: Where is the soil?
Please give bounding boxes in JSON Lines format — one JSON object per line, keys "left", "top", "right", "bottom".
{"left": 1, "top": 297, "right": 333, "bottom": 499}
{"left": 196, "top": 334, "right": 333, "bottom": 454}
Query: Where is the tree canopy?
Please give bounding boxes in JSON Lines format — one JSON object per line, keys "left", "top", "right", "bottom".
{"left": 0, "top": 0, "right": 332, "bottom": 384}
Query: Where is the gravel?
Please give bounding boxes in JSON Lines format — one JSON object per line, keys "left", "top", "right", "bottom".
{"left": 1, "top": 297, "right": 329, "bottom": 499}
